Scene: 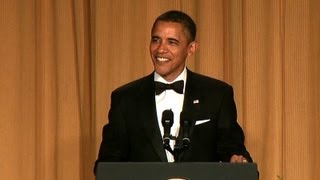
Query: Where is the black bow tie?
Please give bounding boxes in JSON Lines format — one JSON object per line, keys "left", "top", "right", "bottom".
{"left": 154, "top": 80, "right": 184, "bottom": 95}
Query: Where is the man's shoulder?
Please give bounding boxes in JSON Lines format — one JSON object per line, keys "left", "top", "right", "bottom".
{"left": 188, "top": 70, "right": 232, "bottom": 89}
{"left": 112, "top": 73, "right": 153, "bottom": 95}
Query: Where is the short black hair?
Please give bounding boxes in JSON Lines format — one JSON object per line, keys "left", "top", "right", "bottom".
{"left": 151, "top": 10, "right": 197, "bottom": 42}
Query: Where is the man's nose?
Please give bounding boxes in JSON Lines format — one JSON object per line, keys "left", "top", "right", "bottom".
{"left": 157, "top": 42, "right": 168, "bottom": 53}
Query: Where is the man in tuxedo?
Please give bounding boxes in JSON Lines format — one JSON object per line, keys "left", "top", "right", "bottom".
{"left": 95, "top": 10, "right": 253, "bottom": 172}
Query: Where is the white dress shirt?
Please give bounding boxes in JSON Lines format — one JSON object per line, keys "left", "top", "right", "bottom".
{"left": 154, "top": 68, "right": 187, "bottom": 162}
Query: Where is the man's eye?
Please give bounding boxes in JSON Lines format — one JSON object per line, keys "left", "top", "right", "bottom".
{"left": 151, "top": 38, "right": 160, "bottom": 43}
{"left": 169, "top": 41, "right": 178, "bottom": 45}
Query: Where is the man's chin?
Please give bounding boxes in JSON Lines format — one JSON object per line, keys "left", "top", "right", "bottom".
{"left": 154, "top": 69, "right": 167, "bottom": 76}
{"left": 154, "top": 68, "right": 168, "bottom": 75}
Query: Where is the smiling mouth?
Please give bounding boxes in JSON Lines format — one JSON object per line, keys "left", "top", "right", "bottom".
{"left": 156, "top": 57, "right": 170, "bottom": 62}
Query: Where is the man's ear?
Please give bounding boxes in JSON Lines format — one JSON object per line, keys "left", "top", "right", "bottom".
{"left": 188, "top": 41, "right": 199, "bottom": 56}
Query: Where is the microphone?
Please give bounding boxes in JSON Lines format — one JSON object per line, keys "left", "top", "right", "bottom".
{"left": 161, "top": 109, "right": 174, "bottom": 150}
{"left": 180, "top": 111, "right": 191, "bottom": 149}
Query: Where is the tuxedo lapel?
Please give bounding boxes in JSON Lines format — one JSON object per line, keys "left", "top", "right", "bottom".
{"left": 138, "top": 74, "right": 168, "bottom": 162}
{"left": 178, "top": 70, "right": 206, "bottom": 160}
{"left": 183, "top": 70, "right": 202, "bottom": 122}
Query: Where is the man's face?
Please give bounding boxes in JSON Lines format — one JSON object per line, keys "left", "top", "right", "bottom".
{"left": 150, "top": 21, "right": 197, "bottom": 82}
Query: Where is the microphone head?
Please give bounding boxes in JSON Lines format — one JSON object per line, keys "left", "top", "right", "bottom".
{"left": 180, "top": 111, "right": 191, "bottom": 125}
{"left": 162, "top": 109, "right": 174, "bottom": 127}
{"left": 180, "top": 111, "right": 191, "bottom": 149}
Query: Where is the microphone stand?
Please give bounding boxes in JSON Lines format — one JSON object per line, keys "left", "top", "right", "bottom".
{"left": 163, "top": 131, "right": 190, "bottom": 162}
{"left": 162, "top": 110, "right": 191, "bottom": 162}
{"left": 163, "top": 135, "right": 183, "bottom": 162}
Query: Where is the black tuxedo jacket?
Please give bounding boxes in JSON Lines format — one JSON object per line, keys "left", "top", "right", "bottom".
{"left": 96, "top": 69, "right": 252, "bottom": 168}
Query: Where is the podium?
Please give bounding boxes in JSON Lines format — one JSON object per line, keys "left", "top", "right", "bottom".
{"left": 96, "top": 162, "right": 259, "bottom": 180}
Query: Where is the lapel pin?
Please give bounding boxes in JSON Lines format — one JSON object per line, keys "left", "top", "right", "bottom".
{"left": 193, "top": 99, "right": 199, "bottom": 104}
